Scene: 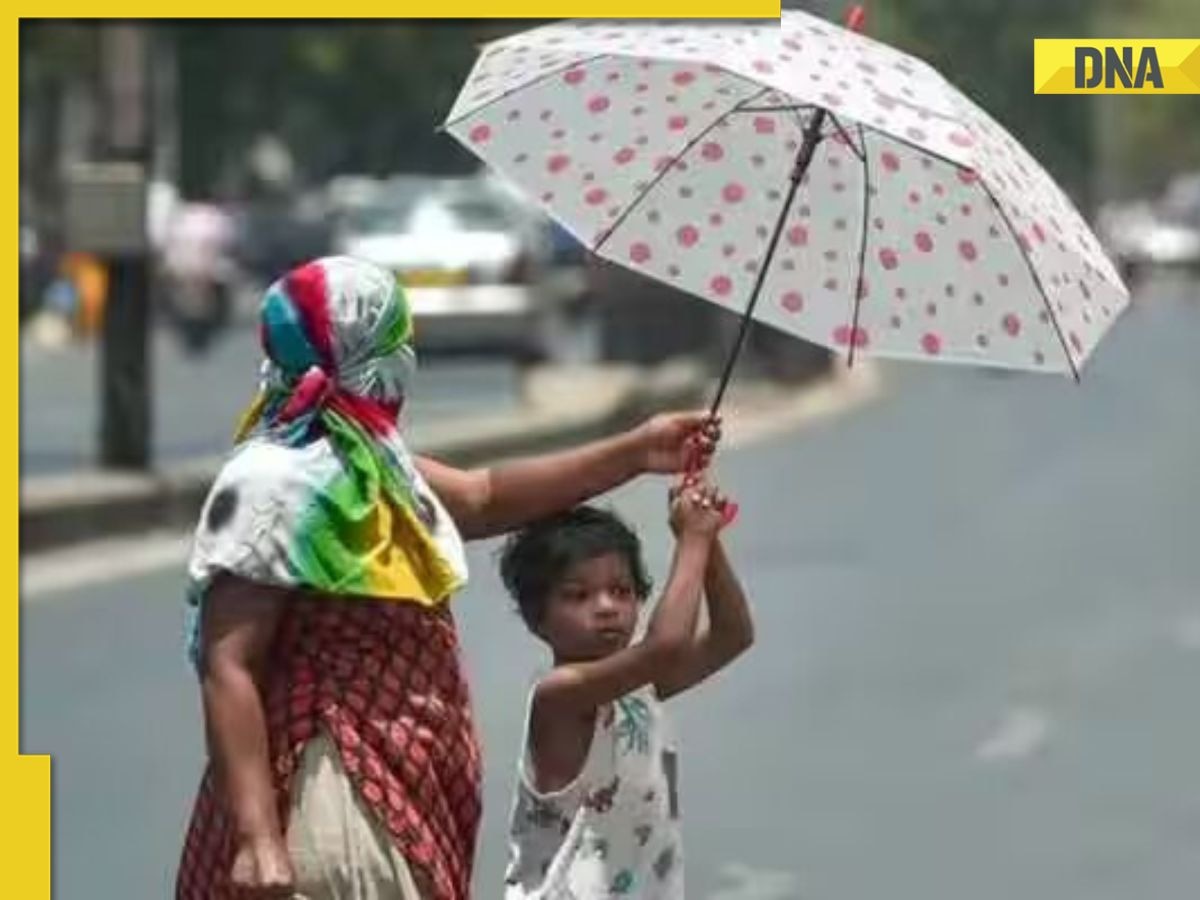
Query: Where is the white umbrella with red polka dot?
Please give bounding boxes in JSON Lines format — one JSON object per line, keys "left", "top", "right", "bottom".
{"left": 444, "top": 9, "right": 1128, "bottom": 407}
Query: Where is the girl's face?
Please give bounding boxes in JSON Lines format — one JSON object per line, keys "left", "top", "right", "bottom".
{"left": 538, "top": 552, "right": 641, "bottom": 662}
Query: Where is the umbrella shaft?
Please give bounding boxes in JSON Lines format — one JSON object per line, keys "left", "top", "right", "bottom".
{"left": 709, "top": 109, "right": 828, "bottom": 417}
{"left": 790, "top": 109, "right": 828, "bottom": 184}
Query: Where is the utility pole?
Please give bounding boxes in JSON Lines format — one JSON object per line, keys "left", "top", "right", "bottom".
{"left": 96, "top": 23, "right": 151, "bottom": 469}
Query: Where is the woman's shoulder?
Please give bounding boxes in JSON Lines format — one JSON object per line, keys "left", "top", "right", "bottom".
{"left": 218, "top": 437, "right": 331, "bottom": 482}
{"left": 195, "top": 439, "right": 333, "bottom": 535}
{"left": 208, "top": 438, "right": 336, "bottom": 499}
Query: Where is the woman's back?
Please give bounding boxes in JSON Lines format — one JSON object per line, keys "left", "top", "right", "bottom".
{"left": 179, "top": 592, "right": 482, "bottom": 899}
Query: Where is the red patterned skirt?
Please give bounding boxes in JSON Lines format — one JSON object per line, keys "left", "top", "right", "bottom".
{"left": 176, "top": 596, "right": 482, "bottom": 899}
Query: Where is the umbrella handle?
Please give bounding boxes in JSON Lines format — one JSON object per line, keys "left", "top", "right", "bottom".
{"left": 845, "top": 4, "right": 866, "bottom": 32}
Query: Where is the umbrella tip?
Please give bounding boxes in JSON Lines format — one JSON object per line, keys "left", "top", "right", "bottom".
{"left": 844, "top": 4, "right": 866, "bottom": 32}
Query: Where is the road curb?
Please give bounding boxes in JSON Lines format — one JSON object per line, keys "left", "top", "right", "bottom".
{"left": 19, "top": 360, "right": 709, "bottom": 555}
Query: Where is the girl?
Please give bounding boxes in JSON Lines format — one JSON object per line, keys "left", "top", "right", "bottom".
{"left": 498, "top": 480, "right": 752, "bottom": 898}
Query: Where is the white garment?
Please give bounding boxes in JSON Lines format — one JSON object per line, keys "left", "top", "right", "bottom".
{"left": 183, "top": 434, "right": 467, "bottom": 669}
{"left": 504, "top": 685, "right": 684, "bottom": 900}
{"left": 288, "top": 732, "right": 424, "bottom": 900}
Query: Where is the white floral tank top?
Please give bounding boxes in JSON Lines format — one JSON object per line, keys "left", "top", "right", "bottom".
{"left": 504, "top": 684, "right": 684, "bottom": 899}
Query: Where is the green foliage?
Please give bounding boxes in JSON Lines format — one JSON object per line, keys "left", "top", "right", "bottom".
{"left": 1095, "top": 0, "right": 1200, "bottom": 194}
{"left": 173, "top": 22, "right": 529, "bottom": 194}
{"left": 868, "top": 0, "right": 1103, "bottom": 202}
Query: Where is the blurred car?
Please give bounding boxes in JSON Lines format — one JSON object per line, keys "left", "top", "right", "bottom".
{"left": 334, "top": 176, "right": 564, "bottom": 361}
{"left": 1157, "top": 172, "right": 1200, "bottom": 260}
{"left": 231, "top": 195, "right": 334, "bottom": 286}
{"left": 1097, "top": 172, "right": 1200, "bottom": 282}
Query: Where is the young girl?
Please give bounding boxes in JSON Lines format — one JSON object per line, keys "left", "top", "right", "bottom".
{"left": 498, "top": 479, "right": 753, "bottom": 899}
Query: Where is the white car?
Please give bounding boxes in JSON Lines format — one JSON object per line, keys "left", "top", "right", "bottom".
{"left": 336, "top": 178, "right": 563, "bottom": 361}
{"left": 1097, "top": 172, "right": 1200, "bottom": 281}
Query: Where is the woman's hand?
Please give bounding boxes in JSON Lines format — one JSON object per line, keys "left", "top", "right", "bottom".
{"left": 635, "top": 411, "right": 722, "bottom": 475}
{"left": 230, "top": 833, "right": 295, "bottom": 898}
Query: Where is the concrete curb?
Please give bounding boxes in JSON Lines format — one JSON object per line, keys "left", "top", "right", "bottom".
{"left": 19, "top": 359, "right": 709, "bottom": 555}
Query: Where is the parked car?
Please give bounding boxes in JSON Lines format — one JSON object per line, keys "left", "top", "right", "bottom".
{"left": 333, "top": 176, "right": 566, "bottom": 361}
{"left": 231, "top": 195, "right": 334, "bottom": 286}
{"left": 471, "top": 170, "right": 591, "bottom": 316}
{"left": 1097, "top": 171, "right": 1200, "bottom": 283}
{"left": 1158, "top": 172, "right": 1200, "bottom": 261}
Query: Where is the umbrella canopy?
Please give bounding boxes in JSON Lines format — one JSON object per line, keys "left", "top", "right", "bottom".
{"left": 444, "top": 12, "right": 1129, "bottom": 384}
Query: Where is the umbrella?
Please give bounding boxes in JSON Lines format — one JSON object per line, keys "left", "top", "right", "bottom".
{"left": 443, "top": 9, "right": 1129, "bottom": 413}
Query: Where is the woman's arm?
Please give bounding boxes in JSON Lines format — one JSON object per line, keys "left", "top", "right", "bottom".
{"left": 654, "top": 538, "right": 754, "bottom": 699}
{"left": 198, "top": 574, "right": 293, "bottom": 888}
{"left": 417, "top": 430, "right": 641, "bottom": 540}
{"left": 417, "top": 410, "right": 719, "bottom": 540}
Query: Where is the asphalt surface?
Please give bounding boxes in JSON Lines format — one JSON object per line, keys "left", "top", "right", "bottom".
{"left": 22, "top": 272, "right": 1200, "bottom": 899}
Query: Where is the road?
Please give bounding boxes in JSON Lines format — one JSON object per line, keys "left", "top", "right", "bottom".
{"left": 20, "top": 324, "right": 523, "bottom": 476}
{"left": 22, "top": 272, "right": 1200, "bottom": 899}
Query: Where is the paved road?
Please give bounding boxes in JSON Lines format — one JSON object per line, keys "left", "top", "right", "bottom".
{"left": 22, "top": 273, "right": 1200, "bottom": 899}
{"left": 20, "top": 324, "right": 523, "bottom": 476}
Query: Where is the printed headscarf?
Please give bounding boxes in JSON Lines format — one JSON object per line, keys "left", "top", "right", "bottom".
{"left": 185, "top": 257, "right": 468, "bottom": 661}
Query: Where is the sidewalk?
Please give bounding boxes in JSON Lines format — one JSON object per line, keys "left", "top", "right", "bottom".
{"left": 20, "top": 358, "right": 881, "bottom": 555}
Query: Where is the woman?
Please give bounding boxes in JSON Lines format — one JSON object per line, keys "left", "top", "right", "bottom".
{"left": 175, "top": 257, "right": 718, "bottom": 899}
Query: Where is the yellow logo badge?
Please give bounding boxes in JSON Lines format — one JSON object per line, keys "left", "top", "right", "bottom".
{"left": 1034, "top": 39, "right": 1200, "bottom": 94}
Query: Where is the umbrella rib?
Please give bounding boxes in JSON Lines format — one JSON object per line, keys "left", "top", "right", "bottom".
{"left": 979, "top": 180, "right": 1081, "bottom": 381}
{"left": 825, "top": 113, "right": 867, "bottom": 162}
{"left": 854, "top": 117, "right": 1080, "bottom": 378}
{"left": 733, "top": 104, "right": 811, "bottom": 113}
{"left": 734, "top": 106, "right": 864, "bottom": 162}
{"left": 859, "top": 122, "right": 971, "bottom": 173}
{"left": 847, "top": 123, "right": 872, "bottom": 368}
{"left": 441, "top": 53, "right": 611, "bottom": 132}
{"left": 594, "top": 85, "right": 773, "bottom": 252}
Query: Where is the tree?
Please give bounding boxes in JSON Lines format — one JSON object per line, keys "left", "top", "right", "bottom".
{"left": 173, "top": 22, "right": 527, "bottom": 197}
{"left": 866, "top": 0, "right": 1102, "bottom": 204}
{"left": 1094, "top": 0, "right": 1200, "bottom": 196}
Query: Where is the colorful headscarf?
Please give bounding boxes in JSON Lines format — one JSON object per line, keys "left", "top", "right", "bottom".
{"left": 185, "top": 257, "right": 468, "bottom": 662}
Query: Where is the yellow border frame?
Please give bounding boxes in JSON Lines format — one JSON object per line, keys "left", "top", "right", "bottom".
{"left": 21, "top": 4, "right": 780, "bottom": 17}
{"left": 12, "top": 16, "right": 51, "bottom": 895}
{"left": 12, "top": 9, "right": 780, "bottom": 896}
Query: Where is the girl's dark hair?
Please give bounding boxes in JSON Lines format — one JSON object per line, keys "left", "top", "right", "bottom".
{"left": 498, "top": 505, "right": 653, "bottom": 631}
